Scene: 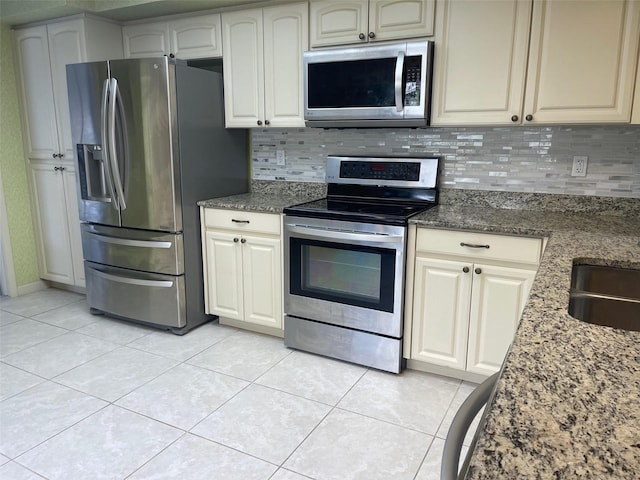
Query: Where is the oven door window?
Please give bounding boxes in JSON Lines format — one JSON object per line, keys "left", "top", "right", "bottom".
{"left": 289, "top": 238, "right": 396, "bottom": 312}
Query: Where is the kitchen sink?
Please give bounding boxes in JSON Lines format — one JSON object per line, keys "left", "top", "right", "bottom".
{"left": 568, "top": 264, "right": 640, "bottom": 332}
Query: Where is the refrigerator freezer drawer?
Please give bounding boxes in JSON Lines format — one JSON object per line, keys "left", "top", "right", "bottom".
{"left": 82, "top": 223, "right": 184, "bottom": 275}
{"left": 85, "top": 261, "right": 186, "bottom": 328}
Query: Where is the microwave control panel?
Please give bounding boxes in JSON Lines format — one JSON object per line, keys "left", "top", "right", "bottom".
{"left": 404, "top": 56, "right": 422, "bottom": 107}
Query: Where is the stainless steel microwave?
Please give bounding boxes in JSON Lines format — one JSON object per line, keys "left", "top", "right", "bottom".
{"left": 303, "top": 40, "right": 434, "bottom": 128}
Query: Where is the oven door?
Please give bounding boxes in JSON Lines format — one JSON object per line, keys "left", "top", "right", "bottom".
{"left": 284, "top": 216, "right": 406, "bottom": 338}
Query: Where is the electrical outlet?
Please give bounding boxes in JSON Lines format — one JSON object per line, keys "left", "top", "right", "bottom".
{"left": 571, "top": 156, "right": 588, "bottom": 177}
{"left": 276, "top": 150, "right": 286, "bottom": 165}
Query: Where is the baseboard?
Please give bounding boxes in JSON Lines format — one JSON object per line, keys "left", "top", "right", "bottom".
{"left": 47, "top": 281, "right": 87, "bottom": 295}
{"left": 16, "top": 280, "right": 48, "bottom": 296}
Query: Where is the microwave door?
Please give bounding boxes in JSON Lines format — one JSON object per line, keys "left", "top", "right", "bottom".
{"left": 67, "top": 61, "right": 121, "bottom": 227}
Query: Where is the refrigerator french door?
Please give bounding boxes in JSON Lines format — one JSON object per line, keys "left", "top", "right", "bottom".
{"left": 67, "top": 57, "right": 249, "bottom": 332}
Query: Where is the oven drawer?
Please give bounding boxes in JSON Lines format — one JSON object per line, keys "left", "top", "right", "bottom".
{"left": 203, "top": 208, "right": 280, "bottom": 235}
{"left": 416, "top": 228, "right": 543, "bottom": 265}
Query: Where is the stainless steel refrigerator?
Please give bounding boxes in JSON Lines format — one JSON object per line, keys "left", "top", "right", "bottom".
{"left": 66, "top": 57, "right": 248, "bottom": 333}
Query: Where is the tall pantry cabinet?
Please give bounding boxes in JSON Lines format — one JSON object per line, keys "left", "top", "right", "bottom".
{"left": 14, "top": 15, "right": 123, "bottom": 288}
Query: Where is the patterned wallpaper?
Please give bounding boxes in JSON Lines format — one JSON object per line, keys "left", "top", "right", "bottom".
{"left": 0, "top": 24, "right": 40, "bottom": 287}
{"left": 251, "top": 125, "right": 640, "bottom": 198}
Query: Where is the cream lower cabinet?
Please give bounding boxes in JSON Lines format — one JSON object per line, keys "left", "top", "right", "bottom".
{"left": 409, "top": 228, "right": 542, "bottom": 377}
{"left": 28, "top": 161, "right": 84, "bottom": 287}
{"left": 202, "top": 208, "right": 283, "bottom": 335}
{"left": 222, "top": 3, "right": 308, "bottom": 128}
{"left": 431, "top": 0, "right": 640, "bottom": 125}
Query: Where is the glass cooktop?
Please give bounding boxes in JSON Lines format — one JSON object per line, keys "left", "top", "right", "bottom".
{"left": 284, "top": 198, "right": 436, "bottom": 226}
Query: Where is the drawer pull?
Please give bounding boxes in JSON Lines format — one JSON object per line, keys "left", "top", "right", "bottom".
{"left": 460, "top": 242, "right": 490, "bottom": 249}
{"left": 232, "top": 219, "right": 250, "bottom": 224}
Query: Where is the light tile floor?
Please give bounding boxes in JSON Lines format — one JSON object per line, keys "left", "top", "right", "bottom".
{"left": 0, "top": 288, "right": 480, "bottom": 480}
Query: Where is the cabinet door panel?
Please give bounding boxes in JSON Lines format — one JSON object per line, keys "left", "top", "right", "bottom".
{"left": 524, "top": 0, "right": 640, "bottom": 123}
{"left": 370, "top": 0, "right": 435, "bottom": 40}
{"left": 431, "top": 0, "right": 532, "bottom": 125}
{"left": 467, "top": 264, "right": 535, "bottom": 376}
{"left": 123, "top": 22, "right": 169, "bottom": 58}
{"left": 14, "top": 26, "right": 58, "bottom": 160}
{"left": 263, "top": 3, "right": 308, "bottom": 127}
{"left": 411, "top": 257, "right": 471, "bottom": 370}
{"left": 62, "top": 166, "right": 84, "bottom": 287}
{"left": 47, "top": 19, "right": 87, "bottom": 159}
{"left": 170, "top": 14, "right": 222, "bottom": 59}
{"left": 242, "top": 235, "right": 282, "bottom": 328}
{"left": 309, "top": 0, "right": 368, "bottom": 47}
{"left": 29, "top": 162, "right": 74, "bottom": 284}
{"left": 222, "top": 9, "right": 265, "bottom": 127}
{"left": 204, "top": 231, "right": 244, "bottom": 319}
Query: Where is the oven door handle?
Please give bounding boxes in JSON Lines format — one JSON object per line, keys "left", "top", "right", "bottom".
{"left": 287, "top": 225, "right": 403, "bottom": 243}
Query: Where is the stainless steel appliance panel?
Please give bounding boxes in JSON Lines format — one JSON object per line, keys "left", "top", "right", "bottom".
{"left": 67, "top": 61, "right": 121, "bottom": 227}
{"left": 284, "top": 315, "right": 403, "bottom": 373}
{"left": 85, "top": 261, "right": 185, "bottom": 328}
{"left": 81, "top": 223, "right": 184, "bottom": 275}
{"left": 108, "top": 58, "right": 182, "bottom": 232}
{"left": 284, "top": 217, "right": 405, "bottom": 338}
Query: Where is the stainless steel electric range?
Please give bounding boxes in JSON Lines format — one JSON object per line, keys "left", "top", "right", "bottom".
{"left": 283, "top": 155, "right": 440, "bottom": 373}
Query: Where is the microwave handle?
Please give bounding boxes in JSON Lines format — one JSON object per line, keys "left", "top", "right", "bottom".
{"left": 395, "top": 51, "right": 405, "bottom": 112}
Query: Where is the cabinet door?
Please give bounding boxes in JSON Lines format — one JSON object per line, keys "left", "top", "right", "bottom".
{"left": 29, "top": 162, "right": 74, "bottom": 284}
{"left": 467, "top": 264, "right": 536, "bottom": 376}
{"left": 431, "top": 0, "right": 532, "bottom": 126}
{"left": 14, "top": 26, "right": 58, "bottom": 160}
{"left": 309, "top": 0, "right": 368, "bottom": 47}
{"left": 222, "top": 9, "right": 265, "bottom": 127}
{"left": 369, "top": 0, "right": 435, "bottom": 41}
{"left": 169, "top": 14, "right": 222, "bottom": 59}
{"left": 263, "top": 3, "right": 308, "bottom": 128}
{"left": 411, "top": 256, "right": 471, "bottom": 370}
{"left": 241, "top": 235, "right": 282, "bottom": 329}
{"left": 523, "top": 0, "right": 640, "bottom": 124}
{"left": 204, "top": 230, "right": 244, "bottom": 320}
{"left": 47, "top": 19, "right": 87, "bottom": 160}
{"left": 123, "top": 22, "right": 169, "bottom": 58}
{"left": 62, "top": 165, "right": 85, "bottom": 287}
{"left": 633, "top": 48, "right": 640, "bottom": 124}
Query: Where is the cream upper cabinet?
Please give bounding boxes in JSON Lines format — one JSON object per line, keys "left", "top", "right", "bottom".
{"left": 431, "top": 0, "right": 640, "bottom": 126}
{"left": 14, "top": 17, "right": 122, "bottom": 160}
{"left": 310, "top": 0, "right": 434, "bottom": 47}
{"left": 222, "top": 3, "right": 308, "bottom": 128}
{"left": 123, "top": 14, "right": 222, "bottom": 59}
{"left": 409, "top": 229, "right": 542, "bottom": 378}
{"left": 123, "top": 21, "right": 170, "bottom": 57}
{"left": 430, "top": 0, "right": 532, "bottom": 126}
{"left": 524, "top": 0, "right": 640, "bottom": 124}
{"left": 202, "top": 208, "right": 283, "bottom": 334}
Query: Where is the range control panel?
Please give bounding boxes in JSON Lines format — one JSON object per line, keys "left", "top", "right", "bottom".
{"left": 326, "top": 156, "right": 439, "bottom": 188}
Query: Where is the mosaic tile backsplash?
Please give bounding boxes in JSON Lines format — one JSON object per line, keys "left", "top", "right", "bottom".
{"left": 251, "top": 125, "right": 640, "bottom": 198}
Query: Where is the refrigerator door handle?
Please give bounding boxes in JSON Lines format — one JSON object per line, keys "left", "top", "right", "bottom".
{"left": 86, "top": 231, "right": 172, "bottom": 249}
{"left": 101, "top": 78, "right": 119, "bottom": 210}
{"left": 92, "top": 268, "right": 174, "bottom": 288}
{"left": 108, "top": 78, "right": 127, "bottom": 210}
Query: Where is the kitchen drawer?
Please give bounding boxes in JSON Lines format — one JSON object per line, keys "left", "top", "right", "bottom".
{"left": 416, "top": 228, "right": 542, "bottom": 265}
{"left": 203, "top": 208, "right": 281, "bottom": 235}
